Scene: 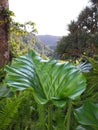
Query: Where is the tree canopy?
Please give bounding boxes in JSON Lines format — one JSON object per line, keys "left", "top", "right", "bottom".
{"left": 55, "top": 0, "right": 98, "bottom": 60}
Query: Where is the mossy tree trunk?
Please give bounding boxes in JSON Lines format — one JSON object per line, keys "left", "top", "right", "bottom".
{"left": 0, "top": 0, "right": 9, "bottom": 68}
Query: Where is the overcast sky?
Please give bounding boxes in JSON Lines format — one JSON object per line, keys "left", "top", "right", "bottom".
{"left": 9, "top": 0, "right": 89, "bottom": 36}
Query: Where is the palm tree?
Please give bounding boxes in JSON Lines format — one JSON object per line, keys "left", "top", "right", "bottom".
{"left": 0, "top": 0, "right": 9, "bottom": 68}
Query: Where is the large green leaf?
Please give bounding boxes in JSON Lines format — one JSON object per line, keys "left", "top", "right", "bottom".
{"left": 0, "top": 86, "right": 11, "bottom": 97}
{"left": 76, "top": 125, "right": 94, "bottom": 130}
{"left": 74, "top": 101, "right": 98, "bottom": 130}
{"left": 5, "top": 50, "right": 86, "bottom": 107}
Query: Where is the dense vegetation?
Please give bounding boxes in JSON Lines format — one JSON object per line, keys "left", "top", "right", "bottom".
{"left": 1, "top": 50, "right": 98, "bottom": 130}
{"left": 9, "top": 21, "right": 53, "bottom": 58}
{"left": 0, "top": 0, "right": 98, "bottom": 130}
{"left": 55, "top": 0, "right": 98, "bottom": 60}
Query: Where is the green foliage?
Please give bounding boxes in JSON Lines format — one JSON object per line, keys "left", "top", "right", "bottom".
{"left": 0, "top": 97, "right": 19, "bottom": 130}
{"left": 2, "top": 50, "right": 87, "bottom": 130}
{"left": 5, "top": 50, "right": 86, "bottom": 107}
{"left": 9, "top": 20, "right": 53, "bottom": 58}
{"left": 0, "top": 8, "right": 14, "bottom": 18}
{"left": 0, "top": 8, "right": 14, "bottom": 25}
{"left": 2, "top": 2, "right": 98, "bottom": 130}
{"left": 10, "top": 20, "right": 37, "bottom": 34}
{"left": 9, "top": 32, "right": 29, "bottom": 57}
{"left": 8, "top": 91, "right": 38, "bottom": 130}
{"left": 9, "top": 19, "right": 37, "bottom": 58}
{"left": 73, "top": 56, "right": 98, "bottom": 130}
{"left": 0, "top": 68, "right": 11, "bottom": 98}
{"left": 75, "top": 101, "right": 98, "bottom": 130}
{"left": 55, "top": 29, "right": 89, "bottom": 60}
{"left": 0, "top": 90, "right": 47, "bottom": 130}
{"left": 81, "top": 56, "right": 98, "bottom": 102}
{"left": 1, "top": 52, "right": 98, "bottom": 130}
{"left": 0, "top": 67, "right": 6, "bottom": 83}
{"left": 55, "top": 0, "right": 98, "bottom": 60}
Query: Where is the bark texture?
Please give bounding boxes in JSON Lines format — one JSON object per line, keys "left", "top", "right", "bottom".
{"left": 0, "top": 0, "right": 9, "bottom": 68}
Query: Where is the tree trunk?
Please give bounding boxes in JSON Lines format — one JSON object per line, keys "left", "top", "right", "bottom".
{"left": 0, "top": 0, "right": 9, "bottom": 68}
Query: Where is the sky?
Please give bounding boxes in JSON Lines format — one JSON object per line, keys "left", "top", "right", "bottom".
{"left": 9, "top": 0, "right": 89, "bottom": 36}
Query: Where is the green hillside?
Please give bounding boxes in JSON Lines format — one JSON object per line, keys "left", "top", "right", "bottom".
{"left": 10, "top": 32, "right": 53, "bottom": 58}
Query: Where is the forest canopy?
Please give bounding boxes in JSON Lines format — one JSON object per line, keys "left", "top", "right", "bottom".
{"left": 55, "top": 0, "right": 98, "bottom": 60}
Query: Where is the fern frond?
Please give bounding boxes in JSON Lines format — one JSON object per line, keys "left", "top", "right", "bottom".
{"left": 0, "top": 98, "right": 19, "bottom": 130}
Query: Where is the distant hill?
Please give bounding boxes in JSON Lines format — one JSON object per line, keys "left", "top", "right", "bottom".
{"left": 22, "top": 33, "right": 54, "bottom": 57}
{"left": 10, "top": 32, "right": 53, "bottom": 58}
{"left": 37, "top": 35, "right": 61, "bottom": 50}
{"left": 34, "top": 37, "right": 53, "bottom": 57}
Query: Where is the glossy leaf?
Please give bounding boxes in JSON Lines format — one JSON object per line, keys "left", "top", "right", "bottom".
{"left": 5, "top": 50, "right": 86, "bottom": 107}
{"left": 75, "top": 101, "right": 98, "bottom": 130}
{"left": 76, "top": 125, "right": 94, "bottom": 130}
{"left": 0, "top": 86, "right": 11, "bottom": 97}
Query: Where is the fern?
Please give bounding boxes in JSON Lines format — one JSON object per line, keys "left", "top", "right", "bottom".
{"left": 0, "top": 97, "right": 19, "bottom": 130}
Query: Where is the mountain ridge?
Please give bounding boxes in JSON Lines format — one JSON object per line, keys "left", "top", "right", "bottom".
{"left": 37, "top": 35, "right": 61, "bottom": 50}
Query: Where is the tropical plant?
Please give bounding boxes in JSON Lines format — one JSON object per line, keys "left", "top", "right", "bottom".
{"left": 0, "top": 97, "right": 19, "bottom": 130}
{"left": 81, "top": 56, "right": 98, "bottom": 102}
{"left": 4, "top": 50, "right": 86, "bottom": 130}
{"left": 0, "top": 67, "right": 11, "bottom": 98}
{"left": 75, "top": 100, "right": 98, "bottom": 130}
{"left": 73, "top": 56, "right": 98, "bottom": 130}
